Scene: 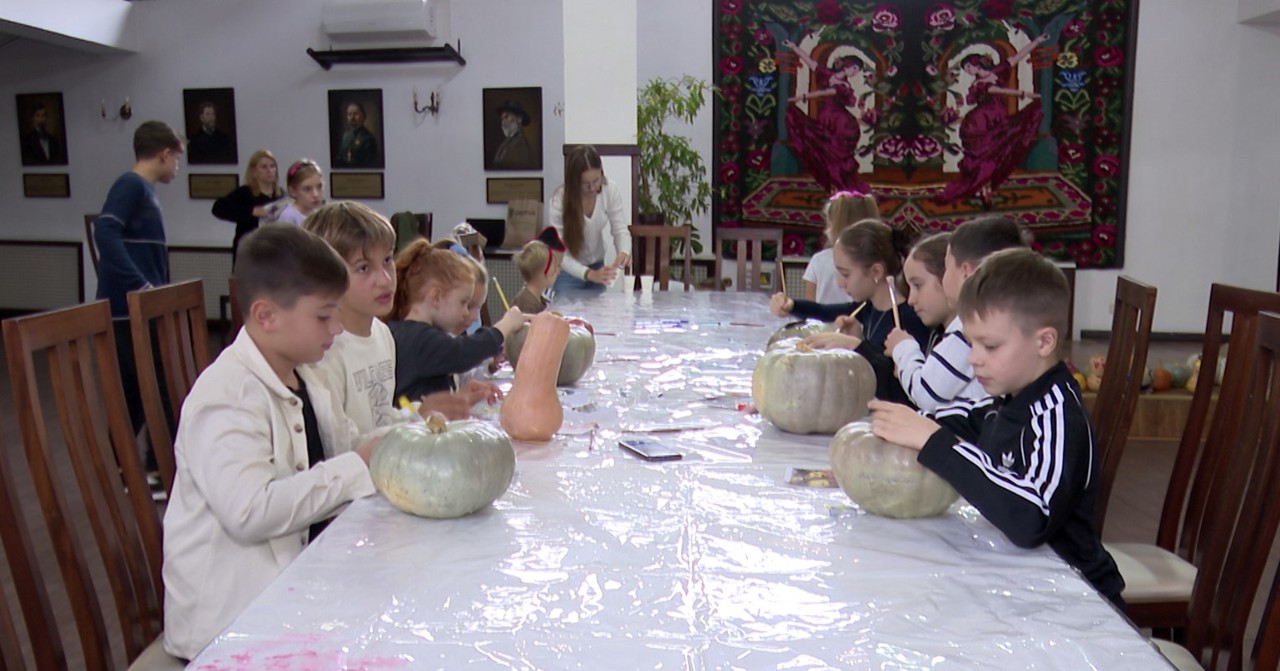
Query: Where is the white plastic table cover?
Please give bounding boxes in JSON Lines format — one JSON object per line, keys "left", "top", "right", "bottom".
{"left": 189, "top": 290, "right": 1172, "bottom": 671}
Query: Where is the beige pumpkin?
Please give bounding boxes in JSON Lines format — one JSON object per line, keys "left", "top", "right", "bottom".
{"left": 752, "top": 340, "right": 875, "bottom": 434}
{"left": 506, "top": 319, "right": 596, "bottom": 386}
{"left": 829, "top": 421, "right": 959, "bottom": 519}
{"left": 370, "top": 414, "right": 516, "bottom": 519}
{"left": 767, "top": 320, "right": 835, "bottom": 349}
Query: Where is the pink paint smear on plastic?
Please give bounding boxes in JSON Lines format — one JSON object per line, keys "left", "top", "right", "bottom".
{"left": 194, "top": 634, "right": 411, "bottom": 671}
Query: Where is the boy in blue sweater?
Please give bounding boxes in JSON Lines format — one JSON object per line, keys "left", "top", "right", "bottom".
{"left": 94, "top": 120, "right": 183, "bottom": 438}
{"left": 868, "top": 249, "right": 1124, "bottom": 609}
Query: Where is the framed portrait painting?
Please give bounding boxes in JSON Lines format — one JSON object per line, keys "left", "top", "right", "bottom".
{"left": 482, "top": 87, "right": 542, "bottom": 171}
{"left": 15, "top": 92, "right": 69, "bottom": 166}
{"left": 328, "top": 89, "right": 385, "bottom": 170}
{"left": 182, "top": 88, "right": 239, "bottom": 165}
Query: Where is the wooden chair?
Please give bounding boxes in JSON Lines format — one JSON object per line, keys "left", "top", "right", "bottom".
{"left": 228, "top": 276, "right": 243, "bottom": 335}
{"left": 1108, "top": 283, "right": 1280, "bottom": 629}
{"left": 0, "top": 420, "right": 67, "bottom": 670}
{"left": 3, "top": 301, "right": 182, "bottom": 670}
{"left": 84, "top": 214, "right": 99, "bottom": 273}
{"left": 1258, "top": 561, "right": 1280, "bottom": 671}
{"left": 1152, "top": 311, "right": 1280, "bottom": 671}
{"left": 1091, "top": 276, "right": 1157, "bottom": 531}
{"left": 628, "top": 224, "right": 692, "bottom": 291}
{"left": 715, "top": 227, "right": 786, "bottom": 292}
{"left": 456, "top": 231, "right": 494, "bottom": 327}
{"left": 128, "top": 280, "right": 213, "bottom": 497}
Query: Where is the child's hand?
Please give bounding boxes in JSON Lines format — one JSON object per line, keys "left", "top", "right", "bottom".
{"left": 461, "top": 380, "right": 503, "bottom": 406}
{"left": 610, "top": 253, "right": 630, "bottom": 270}
{"left": 833, "top": 315, "right": 865, "bottom": 338}
{"left": 868, "top": 399, "right": 939, "bottom": 450}
{"left": 418, "top": 392, "right": 474, "bottom": 420}
{"left": 495, "top": 307, "right": 532, "bottom": 338}
{"left": 487, "top": 352, "right": 507, "bottom": 374}
{"left": 884, "top": 327, "right": 910, "bottom": 355}
{"left": 769, "top": 292, "right": 794, "bottom": 318}
{"left": 356, "top": 434, "right": 381, "bottom": 465}
{"left": 803, "top": 332, "right": 862, "bottom": 350}
{"left": 589, "top": 265, "right": 619, "bottom": 286}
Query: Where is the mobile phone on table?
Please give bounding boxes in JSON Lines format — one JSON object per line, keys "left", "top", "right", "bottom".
{"left": 618, "top": 437, "right": 683, "bottom": 462}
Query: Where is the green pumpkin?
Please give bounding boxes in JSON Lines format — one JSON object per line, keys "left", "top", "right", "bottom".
{"left": 767, "top": 320, "right": 835, "bottom": 349}
{"left": 752, "top": 340, "right": 875, "bottom": 434}
{"left": 370, "top": 416, "right": 515, "bottom": 519}
{"left": 830, "top": 421, "right": 959, "bottom": 519}
{"left": 506, "top": 320, "right": 596, "bottom": 386}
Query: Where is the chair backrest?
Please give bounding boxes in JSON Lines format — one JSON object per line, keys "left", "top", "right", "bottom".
{"left": 128, "top": 279, "right": 213, "bottom": 497}
{"left": 1091, "top": 276, "right": 1157, "bottom": 531}
{"left": 84, "top": 214, "right": 99, "bottom": 274}
{"left": 0, "top": 421, "right": 67, "bottom": 670}
{"left": 228, "top": 276, "right": 243, "bottom": 335}
{"left": 1258, "top": 561, "right": 1280, "bottom": 671}
{"left": 627, "top": 224, "right": 692, "bottom": 292}
{"left": 3, "top": 301, "right": 165, "bottom": 670}
{"left": 1180, "top": 311, "right": 1280, "bottom": 671}
{"left": 715, "top": 227, "right": 786, "bottom": 292}
{"left": 456, "top": 231, "right": 493, "bottom": 327}
{"left": 1158, "top": 284, "right": 1280, "bottom": 562}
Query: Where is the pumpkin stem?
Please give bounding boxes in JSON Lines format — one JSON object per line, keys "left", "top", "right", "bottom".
{"left": 425, "top": 412, "right": 448, "bottom": 434}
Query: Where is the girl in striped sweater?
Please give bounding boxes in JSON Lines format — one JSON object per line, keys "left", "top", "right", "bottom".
{"left": 884, "top": 233, "right": 988, "bottom": 412}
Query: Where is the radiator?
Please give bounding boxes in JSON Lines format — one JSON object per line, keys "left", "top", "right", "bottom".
{"left": 0, "top": 241, "right": 83, "bottom": 312}
{"left": 168, "top": 246, "right": 233, "bottom": 321}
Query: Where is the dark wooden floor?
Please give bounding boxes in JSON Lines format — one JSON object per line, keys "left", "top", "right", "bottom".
{"left": 0, "top": 333, "right": 1264, "bottom": 668}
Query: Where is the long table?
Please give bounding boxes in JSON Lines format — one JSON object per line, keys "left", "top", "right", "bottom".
{"left": 189, "top": 290, "right": 1172, "bottom": 670}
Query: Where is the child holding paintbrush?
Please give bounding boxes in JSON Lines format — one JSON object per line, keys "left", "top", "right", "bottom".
{"left": 770, "top": 220, "right": 931, "bottom": 405}
{"left": 770, "top": 220, "right": 930, "bottom": 351}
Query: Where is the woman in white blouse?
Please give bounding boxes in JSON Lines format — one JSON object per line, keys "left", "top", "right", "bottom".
{"left": 550, "top": 145, "right": 632, "bottom": 292}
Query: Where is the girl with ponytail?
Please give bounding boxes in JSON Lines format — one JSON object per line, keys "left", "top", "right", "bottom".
{"left": 388, "top": 240, "right": 529, "bottom": 403}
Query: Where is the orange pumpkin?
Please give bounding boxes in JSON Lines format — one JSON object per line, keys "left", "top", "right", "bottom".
{"left": 1151, "top": 367, "right": 1173, "bottom": 392}
{"left": 500, "top": 312, "right": 569, "bottom": 441}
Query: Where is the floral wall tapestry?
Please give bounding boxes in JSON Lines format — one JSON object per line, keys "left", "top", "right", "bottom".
{"left": 714, "top": 0, "right": 1138, "bottom": 268}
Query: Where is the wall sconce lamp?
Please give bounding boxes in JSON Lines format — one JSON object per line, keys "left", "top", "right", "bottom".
{"left": 413, "top": 90, "right": 440, "bottom": 116}
{"left": 101, "top": 97, "right": 132, "bottom": 120}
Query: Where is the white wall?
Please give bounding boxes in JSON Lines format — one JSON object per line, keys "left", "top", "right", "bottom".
{"left": 639, "top": 0, "right": 1280, "bottom": 333}
{"left": 0, "top": 0, "right": 564, "bottom": 297}
{"left": 1072, "top": 0, "right": 1280, "bottom": 333}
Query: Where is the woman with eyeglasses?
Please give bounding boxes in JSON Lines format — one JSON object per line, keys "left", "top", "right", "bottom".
{"left": 549, "top": 145, "right": 632, "bottom": 292}
{"left": 273, "top": 159, "right": 326, "bottom": 226}
{"left": 212, "top": 148, "right": 285, "bottom": 260}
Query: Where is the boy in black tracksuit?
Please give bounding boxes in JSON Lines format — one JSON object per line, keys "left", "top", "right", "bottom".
{"left": 868, "top": 249, "right": 1125, "bottom": 609}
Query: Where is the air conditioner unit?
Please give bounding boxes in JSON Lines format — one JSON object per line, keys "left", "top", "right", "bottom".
{"left": 322, "top": 0, "right": 443, "bottom": 41}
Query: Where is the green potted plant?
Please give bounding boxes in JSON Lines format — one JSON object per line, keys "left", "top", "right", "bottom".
{"left": 637, "top": 75, "right": 713, "bottom": 255}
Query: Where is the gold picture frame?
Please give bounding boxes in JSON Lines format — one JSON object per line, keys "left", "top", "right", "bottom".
{"left": 22, "top": 173, "right": 70, "bottom": 198}
{"left": 188, "top": 173, "right": 238, "bottom": 199}
{"left": 330, "top": 172, "right": 385, "bottom": 199}
{"left": 486, "top": 177, "right": 543, "bottom": 204}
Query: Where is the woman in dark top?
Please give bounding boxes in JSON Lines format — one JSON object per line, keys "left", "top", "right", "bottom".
{"left": 213, "top": 148, "right": 283, "bottom": 260}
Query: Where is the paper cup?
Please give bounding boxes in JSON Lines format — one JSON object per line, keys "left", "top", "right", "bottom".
{"left": 612, "top": 273, "right": 630, "bottom": 292}
{"left": 621, "top": 275, "right": 636, "bottom": 292}
{"left": 639, "top": 275, "right": 654, "bottom": 294}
